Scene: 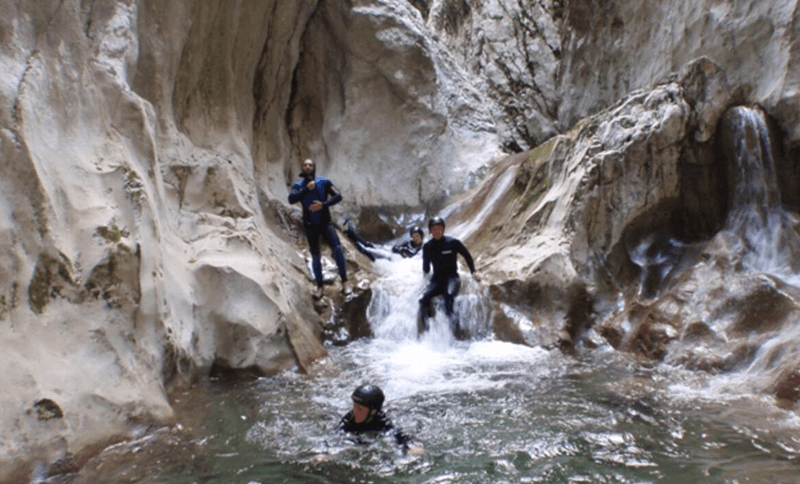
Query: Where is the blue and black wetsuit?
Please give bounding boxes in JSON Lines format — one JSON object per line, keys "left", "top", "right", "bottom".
{"left": 419, "top": 236, "right": 475, "bottom": 330}
{"left": 288, "top": 174, "right": 347, "bottom": 287}
{"left": 337, "top": 410, "right": 414, "bottom": 450}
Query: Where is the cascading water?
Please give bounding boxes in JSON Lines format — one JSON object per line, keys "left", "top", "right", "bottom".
{"left": 722, "top": 106, "right": 800, "bottom": 276}
{"left": 366, "top": 255, "right": 492, "bottom": 344}
{"left": 54, "top": 227, "right": 800, "bottom": 483}
{"left": 690, "top": 106, "right": 800, "bottom": 401}
{"left": 42, "top": 109, "right": 800, "bottom": 483}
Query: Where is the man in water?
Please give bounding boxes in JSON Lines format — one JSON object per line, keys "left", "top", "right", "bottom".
{"left": 418, "top": 216, "right": 479, "bottom": 337}
{"left": 344, "top": 223, "right": 424, "bottom": 262}
{"left": 392, "top": 227, "right": 424, "bottom": 258}
{"left": 338, "top": 384, "right": 424, "bottom": 455}
{"left": 288, "top": 158, "right": 350, "bottom": 299}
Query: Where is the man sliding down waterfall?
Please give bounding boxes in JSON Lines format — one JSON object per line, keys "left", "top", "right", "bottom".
{"left": 418, "top": 216, "right": 480, "bottom": 339}
{"left": 344, "top": 223, "right": 424, "bottom": 261}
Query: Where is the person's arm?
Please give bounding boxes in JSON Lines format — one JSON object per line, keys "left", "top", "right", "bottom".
{"left": 379, "top": 414, "right": 424, "bottom": 455}
{"left": 422, "top": 244, "right": 431, "bottom": 274}
{"left": 393, "top": 427, "right": 417, "bottom": 449}
{"left": 389, "top": 424, "right": 424, "bottom": 455}
{"left": 336, "top": 412, "right": 352, "bottom": 433}
{"left": 323, "top": 182, "right": 343, "bottom": 207}
{"left": 456, "top": 240, "right": 476, "bottom": 273}
{"left": 288, "top": 180, "right": 308, "bottom": 204}
{"left": 392, "top": 241, "right": 410, "bottom": 256}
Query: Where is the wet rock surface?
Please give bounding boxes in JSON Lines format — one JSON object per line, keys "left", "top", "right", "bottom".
{"left": 3, "top": 0, "right": 800, "bottom": 480}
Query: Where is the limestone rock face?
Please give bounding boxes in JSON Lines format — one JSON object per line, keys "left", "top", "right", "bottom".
{"left": 2, "top": 0, "right": 800, "bottom": 479}
{"left": 424, "top": 0, "right": 562, "bottom": 150}
{"left": 282, "top": 0, "right": 500, "bottom": 209}
{"left": 446, "top": 59, "right": 733, "bottom": 349}
{"left": 0, "top": 0, "right": 326, "bottom": 476}
{"left": 423, "top": 0, "right": 800, "bottom": 151}
{"left": 0, "top": 0, "right": 497, "bottom": 476}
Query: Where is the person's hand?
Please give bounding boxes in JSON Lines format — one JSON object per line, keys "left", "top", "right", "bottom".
{"left": 472, "top": 273, "right": 481, "bottom": 283}
{"left": 308, "top": 453, "right": 331, "bottom": 466}
{"left": 407, "top": 443, "right": 425, "bottom": 455}
{"left": 309, "top": 200, "right": 323, "bottom": 211}
{"left": 307, "top": 180, "right": 316, "bottom": 190}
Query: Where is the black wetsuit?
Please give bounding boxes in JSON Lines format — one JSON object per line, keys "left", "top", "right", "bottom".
{"left": 337, "top": 410, "right": 414, "bottom": 449}
{"left": 419, "top": 235, "right": 475, "bottom": 330}
{"left": 288, "top": 174, "right": 347, "bottom": 287}
{"left": 344, "top": 224, "right": 383, "bottom": 262}
{"left": 345, "top": 224, "right": 422, "bottom": 261}
{"left": 392, "top": 240, "right": 422, "bottom": 258}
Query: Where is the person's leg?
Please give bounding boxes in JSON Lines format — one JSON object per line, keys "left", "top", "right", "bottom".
{"left": 418, "top": 279, "right": 444, "bottom": 334}
{"left": 443, "top": 275, "right": 461, "bottom": 316}
{"left": 352, "top": 240, "right": 377, "bottom": 261}
{"left": 344, "top": 223, "right": 385, "bottom": 261}
{"left": 322, "top": 224, "right": 348, "bottom": 283}
{"left": 444, "top": 275, "right": 462, "bottom": 334}
{"left": 344, "top": 222, "right": 375, "bottom": 248}
{"left": 305, "top": 225, "right": 324, "bottom": 287}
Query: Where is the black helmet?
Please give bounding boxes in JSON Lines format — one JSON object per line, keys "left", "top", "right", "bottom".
{"left": 351, "top": 384, "right": 385, "bottom": 410}
{"left": 409, "top": 226, "right": 424, "bottom": 237}
{"left": 428, "top": 216, "right": 445, "bottom": 230}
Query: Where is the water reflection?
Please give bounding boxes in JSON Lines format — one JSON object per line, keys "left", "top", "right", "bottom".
{"left": 49, "top": 215, "right": 800, "bottom": 483}
{"left": 53, "top": 341, "right": 800, "bottom": 484}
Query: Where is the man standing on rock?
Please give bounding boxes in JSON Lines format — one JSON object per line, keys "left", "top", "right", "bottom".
{"left": 418, "top": 216, "right": 479, "bottom": 337}
{"left": 289, "top": 158, "right": 350, "bottom": 299}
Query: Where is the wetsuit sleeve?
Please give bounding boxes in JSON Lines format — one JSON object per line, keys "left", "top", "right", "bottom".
{"left": 392, "top": 241, "right": 408, "bottom": 256}
{"left": 376, "top": 413, "right": 415, "bottom": 451}
{"left": 322, "top": 182, "right": 343, "bottom": 208}
{"left": 337, "top": 412, "right": 353, "bottom": 432}
{"left": 288, "top": 180, "right": 308, "bottom": 204}
{"left": 456, "top": 240, "right": 476, "bottom": 273}
{"left": 393, "top": 428, "right": 414, "bottom": 449}
{"left": 422, "top": 244, "right": 431, "bottom": 274}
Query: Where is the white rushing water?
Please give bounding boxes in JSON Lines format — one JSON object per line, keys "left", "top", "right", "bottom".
{"left": 57, "top": 247, "right": 800, "bottom": 483}
{"left": 724, "top": 106, "right": 800, "bottom": 279}
{"left": 46, "top": 107, "right": 800, "bottom": 484}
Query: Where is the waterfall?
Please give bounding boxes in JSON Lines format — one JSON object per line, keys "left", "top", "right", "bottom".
{"left": 687, "top": 106, "right": 800, "bottom": 397}
{"left": 722, "top": 106, "right": 800, "bottom": 277}
{"left": 365, "top": 253, "right": 492, "bottom": 347}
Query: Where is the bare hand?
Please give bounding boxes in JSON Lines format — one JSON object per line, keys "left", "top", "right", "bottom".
{"left": 307, "top": 180, "right": 316, "bottom": 190}
{"left": 472, "top": 273, "right": 481, "bottom": 283}
{"left": 407, "top": 444, "right": 425, "bottom": 455}
{"left": 309, "top": 200, "right": 323, "bottom": 211}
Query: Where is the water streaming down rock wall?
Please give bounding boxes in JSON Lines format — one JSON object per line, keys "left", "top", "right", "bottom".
{"left": 711, "top": 106, "right": 800, "bottom": 399}
{"left": 585, "top": 102, "right": 800, "bottom": 404}
{"left": 619, "top": 105, "right": 800, "bottom": 403}
{"left": 364, "top": 255, "right": 493, "bottom": 346}
{"left": 719, "top": 106, "right": 800, "bottom": 275}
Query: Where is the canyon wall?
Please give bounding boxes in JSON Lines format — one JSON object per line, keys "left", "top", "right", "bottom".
{"left": 1, "top": 0, "right": 799, "bottom": 479}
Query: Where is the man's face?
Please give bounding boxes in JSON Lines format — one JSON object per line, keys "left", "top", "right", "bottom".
{"left": 431, "top": 225, "right": 444, "bottom": 240}
{"left": 302, "top": 159, "right": 315, "bottom": 175}
{"left": 353, "top": 403, "right": 371, "bottom": 423}
{"left": 412, "top": 232, "right": 423, "bottom": 245}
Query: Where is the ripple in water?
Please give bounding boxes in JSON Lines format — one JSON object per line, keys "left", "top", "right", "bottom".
{"left": 50, "top": 247, "right": 800, "bottom": 484}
